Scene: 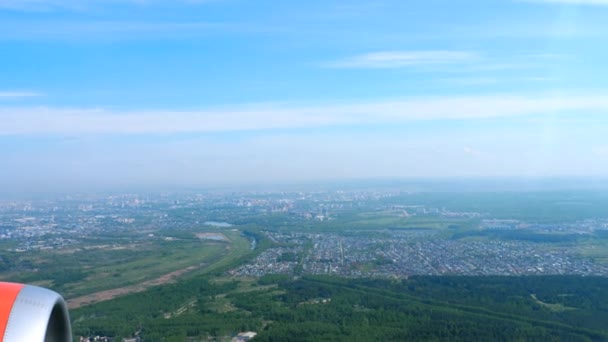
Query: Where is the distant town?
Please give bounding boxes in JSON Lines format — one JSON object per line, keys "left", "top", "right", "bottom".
{"left": 231, "top": 228, "right": 608, "bottom": 278}
{"left": 2, "top": 190, "right": 608, "bottom": 279}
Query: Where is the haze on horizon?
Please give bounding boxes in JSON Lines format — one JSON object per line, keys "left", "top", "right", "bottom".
{"left": 1, "top": 0, "right": 608, "bottom": 190}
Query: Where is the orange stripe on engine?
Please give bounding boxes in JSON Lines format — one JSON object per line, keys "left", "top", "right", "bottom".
{"left": 0, "top": 282, "right": 25, "bottom": 341}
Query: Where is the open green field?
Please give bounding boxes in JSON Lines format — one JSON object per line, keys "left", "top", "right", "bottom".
{"left": 577, "top": 241, "right": 608, "bottom": 264}
{"left": 0, "top": 229, "right": 253, "bottom": 299}
{"left": 64, "top": 240, "right": 226, "bottom": 298}
{"left": 352, "top": 211, "right": 473, "bottom": 229}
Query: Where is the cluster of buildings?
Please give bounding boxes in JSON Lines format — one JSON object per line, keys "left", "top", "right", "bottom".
{"left": 482, "top": 219, "right": 608, "bottom": 234}
{"left": 230, "top": 229, "right": 608, "bottom": 278}
{"left": 228, "top": 246, "right": 301, "bottom": 277}
{"left": 0, "top": 190, "right": 407, "bottom": 252}
{"left": 3, "top": 192, "right": 608, "bottom": 278}
{"left": 391, "top": 205, "right": 482, "bottom": 219}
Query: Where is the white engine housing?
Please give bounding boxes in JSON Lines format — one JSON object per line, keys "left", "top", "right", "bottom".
{"left": 0, "top": 282, "right": 72, "bottom": 342}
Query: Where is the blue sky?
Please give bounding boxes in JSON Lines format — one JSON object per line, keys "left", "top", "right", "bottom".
{"left": 1, "top": 0, "right": 608, "bottom": 190}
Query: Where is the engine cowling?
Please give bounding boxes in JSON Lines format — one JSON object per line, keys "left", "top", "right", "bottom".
{"left": 0, "top": 282, "right": 72, "bottom": 342}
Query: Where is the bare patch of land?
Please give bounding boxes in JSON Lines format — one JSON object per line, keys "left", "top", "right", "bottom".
{"left": 67, "top": 264, "right": 203, "bottom": 309}
{"left": 195, "top": 232, "right": 229, "bottom": 241}
{"left": 530, "top": 294, "right": 576, "bottom": 312}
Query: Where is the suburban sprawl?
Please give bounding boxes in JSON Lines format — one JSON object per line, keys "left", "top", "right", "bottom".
{"left": 3, "top": 188, "right": 608, "bottom": 341}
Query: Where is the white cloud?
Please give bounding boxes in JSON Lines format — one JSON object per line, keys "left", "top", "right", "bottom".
{"left": 0, "top": 0, "right": 214, "bottom": 11}
{"left": 592, "top": 146, "right": 608, "bottom": 157}
{"left": 0, "top": 91, "right": 42, "bottom": 98}
{"left": 439, "top": 78, "right": 500, "bottom": 86}
{"left": 3, "top": 126, "right": 607, "bottom": 188}
{"left": 325, "top": 51, "right": 477, "bottom": 68}
{"left": 529, "top": 0, "right": 608, "bottom": 5}
{"left": 0, "top": 20, "right": 232, "bottom": 40}
{"left": 1, "top": 93, "right": 608, "bottom": 135}
{"left": 463, "top": 146, "right": 485, "bottom": 157}
{"left": 0, "top": 0, "right": 114, "bottom": 10}
{"left": 438, "top": 76, "right": 557, "bottom": 86}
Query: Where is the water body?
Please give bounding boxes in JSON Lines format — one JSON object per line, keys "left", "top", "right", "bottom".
{"left": 204, "top": 221, "right": 233, "bottom": 228}
{"left": 241, "top": 231, "right": 258, "bottom": 250}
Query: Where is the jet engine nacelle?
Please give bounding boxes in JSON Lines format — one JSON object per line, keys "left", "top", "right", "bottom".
{"left": 0, "top": 282, "right": 72, "bottom": 342}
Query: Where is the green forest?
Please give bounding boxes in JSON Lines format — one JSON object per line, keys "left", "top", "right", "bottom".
{"left": 71, "top": 274, "right": 608, "bottom": 341}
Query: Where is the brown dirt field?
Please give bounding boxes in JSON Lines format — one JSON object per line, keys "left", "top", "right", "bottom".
{"left": 67, "top": 264, "right": 201, "bottom": 309}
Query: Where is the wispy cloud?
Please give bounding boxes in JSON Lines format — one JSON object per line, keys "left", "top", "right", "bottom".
{"left": 1, "top": 93, "right": 608, "bottom": 135}
{"left": 0, "top": 0, "right": 215, "bottom": 11}
{"left": 463, "top": 146, "right": 494, "bottom": 159}
{"left": 2, "top": 20, "right": 226, "bottom": 39}
{"left": 0, "top": 0, "right": 131, "bottom": 11}
{"left": 438, "top": 76, "right": 558, "bottom": 86}
{"left": 592, "top": 146, "right": 608, "bottom": 157}
{"left": 325, "top": 51, "right": 477, "bottom": 69}
{"left": 438, "top": 78, "right": 501, "bottom": 86}
{"left": 0, "top": 19, "right": 279, "bottom": 40}
{"left": 0, "top": 91, "right": 42, "bottom": 98}
{"left": 528, "top": 0, "right": 608, "bottom": 5}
